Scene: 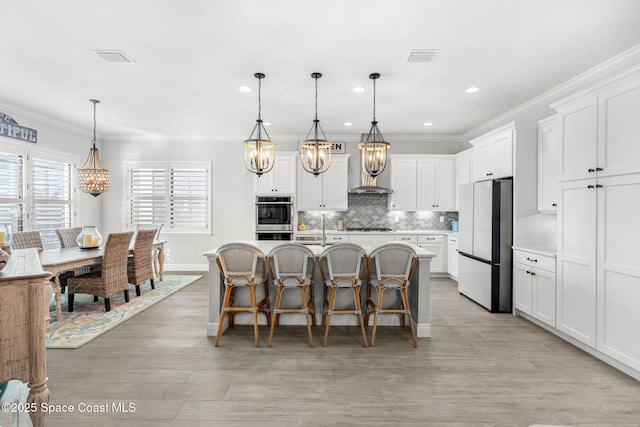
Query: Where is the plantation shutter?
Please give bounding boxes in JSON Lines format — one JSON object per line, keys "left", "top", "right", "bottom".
{"left": 170, "top": 167, "right": 208, "bottom": 230}
{"left": 0, "top": 150, "right": 25, "bottom": 231}
{"left": 127, "top": 167, "right": 168, "bottom": 228}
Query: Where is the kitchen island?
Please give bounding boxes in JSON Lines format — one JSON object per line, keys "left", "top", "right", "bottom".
{"left": 203, "top": 240, "right": 435, "bottom": 338}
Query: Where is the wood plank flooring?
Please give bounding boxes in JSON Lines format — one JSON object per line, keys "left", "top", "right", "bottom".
{"left": 43, "top": 275, "right": 640, "bottom": 426}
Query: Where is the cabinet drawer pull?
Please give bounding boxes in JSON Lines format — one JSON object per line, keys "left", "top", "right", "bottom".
{"left": 552, "top": 203, "right": 557, "bottom": 207}
{"left": 401, "top": 237, "right": 411, "bottom": 240}
{"left": 426, "top": 237, "right": 435, "bottom": 240}
{"left": 587, "top": 185, "right": 595, "bottom": 189}
{"left": 526, "top": 257, "right": 537, "bottom": 262}
{"left": 595, "top": 184, "right": 603, "bottom": 188}
{"left": 588, "top": 168, "right": 595, "bottom": 172}
{"left": 486, "top": 172, "right": 493, "bottom": 176}
{"left": 596, "top": 167, "right": 603, "bottom": 171}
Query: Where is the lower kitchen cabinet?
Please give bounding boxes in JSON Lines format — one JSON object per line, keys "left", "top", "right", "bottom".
{"left": 417, "top": 234, "right": 445, "bottom": 273}
{"left": 513, "top": 249, "right": 556, "bottom": 327}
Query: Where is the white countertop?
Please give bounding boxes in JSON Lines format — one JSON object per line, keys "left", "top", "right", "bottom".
{"left": 204, "top": 240, "right": 436, "bottom": 259}
{"left": 296, "top": 229, "right": 456, "bottom": 235}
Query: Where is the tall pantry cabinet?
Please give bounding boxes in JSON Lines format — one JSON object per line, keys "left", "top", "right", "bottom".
{"left": 554, "top": 73, "right": 640, "bottom": 373}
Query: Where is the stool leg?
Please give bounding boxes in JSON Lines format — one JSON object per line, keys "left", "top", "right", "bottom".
{"left": 300, "top": 286, "right": 315, "bottom": 347}
{"left": 215, "top": 285, "right": 232, "bottom": 347}
{"left": 249, "top": 285, "right": 260, "bottom": 348}
{"left": 401, "top": 287, "right": 418, "bottom": 348}
{"left": 268, "top": 286, "right": 284, "bottom": 347}
{"left": 371, "top": 287, "right": 385, "bottom": 347}
{"left": 323, "top": 287, "right": 337, "bottom": 347}
{"left": 353, "top": 286, "right": 368, "bottom": 348}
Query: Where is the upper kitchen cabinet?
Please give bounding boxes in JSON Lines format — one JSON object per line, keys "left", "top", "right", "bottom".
{"left": 538, "top": 115, "right": 559, "bottom": 213}
{"left": 455, "top": 148, "right": 474, "bottom": 210}
{"left": 554, "top": 73, "right": 640, "bottom": 182}
{"left": 417, "top": 157, "right": 455, "bottom": 211}
{"left": 389, "top": 155, "right": 455, "bottom": 211}
{"left": 389, "top": 156, "right": 417, "bottom": 210}
{"left": 296, "top": 155, "right": 349, "bottom": 211}
{"left": 254, "top": 152, "right": 296, "bottom": 194}
{"left": 471, "top": 127, "right": 513, "bottom": 181}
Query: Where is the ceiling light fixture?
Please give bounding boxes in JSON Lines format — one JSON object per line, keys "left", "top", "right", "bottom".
{"left": 424, "top": 122, "right": 433, "bottom": 127}
{"left": 238, "top": 86, "right": 251, "bottom": 93}
{"left": 359, "top": 73, "right": 390, "bottom": 178}
{"left": 300, "top": 72, "right": 332, "bottom": 177}
{"left": 344, "top": 122, "right": 353, "bottom": 126}
{"left": 466, "top": 86, "right": 480, "bottom": 93}
{"left": 243, "top": 73, "right": 276, "bottom": 177}
{"left": 77, "top": 99, "right": 111, "bottom": 197}
{"left": 353, "top": 86, "right": 365, "bottom": 93}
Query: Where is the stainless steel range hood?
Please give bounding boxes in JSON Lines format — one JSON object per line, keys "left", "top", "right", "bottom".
{"left": 348, "top": 168, "right": 392, "bottom": 194}
{"left": 348, "top": 185, "right": 392, "bottom": 194}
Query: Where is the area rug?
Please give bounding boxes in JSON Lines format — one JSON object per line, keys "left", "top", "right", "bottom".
{"left": 46, "top": 275, "right": 201, "bottom": 349}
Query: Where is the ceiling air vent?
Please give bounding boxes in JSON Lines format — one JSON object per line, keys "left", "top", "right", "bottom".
{"left": 406, "top": 49, "right": 440, "bottom": 63}
{"left": 94, "top": 50, "right": 135, "bottom": 63}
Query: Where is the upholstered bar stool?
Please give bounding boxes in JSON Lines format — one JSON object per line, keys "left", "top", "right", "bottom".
{"left": 319, "top": 243, "right": 368, "bottom": 347}
{"left": 364, "top": 243, "right": 418, "bottom": 348}
{"left": 215, "top": 242, "right": 271, "bottom": 347}
{"left": 267, "top": 243, "right": 316, "bottom": 347}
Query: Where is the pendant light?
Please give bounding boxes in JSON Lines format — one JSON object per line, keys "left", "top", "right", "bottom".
{"left": 77, "top": 99, "right": 111, "bottom": 197}
{"left": 359, "top": 73, "right": 390, "bottom": 177}
{"left": 243, "top": 72, "right": 276, "bottom": 176}
{"left": 300, "top": 72, "right": 332, "bottom": 176}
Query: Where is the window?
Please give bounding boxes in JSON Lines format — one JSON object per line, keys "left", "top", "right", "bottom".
{"left": 0, "top": 144, "right": 75, "bottom": 248}
{"left": 125, "top": 161, "right": 210, "bottom": 234}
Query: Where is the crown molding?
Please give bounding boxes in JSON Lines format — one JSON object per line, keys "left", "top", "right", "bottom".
{"left": 464, "top": 43, "right": 640, "bottom": 142}
{"left": 0, "top": 101, "right": 89, "bottom": 136}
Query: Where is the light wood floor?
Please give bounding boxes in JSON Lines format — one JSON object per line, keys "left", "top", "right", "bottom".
{"left": 44, "top": 275, "right": 640, "bottom": 426}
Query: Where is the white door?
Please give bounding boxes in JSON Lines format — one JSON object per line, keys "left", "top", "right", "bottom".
{"left": 274, "top": 156, "right": 295, "bottom": 193}
{"left": 557, "top": 97, "right": 598, "bottom": 182}
{"left": 596, "top": 174, "right": 640, "bottom": 371}
{"left": 296, "top": 164, "right": 323, "bottom": 210}
{"left": 448, "top": 243, "right": 459, "bottom": 278}
{"left": 532, "top": 268, "right": 556, "bottom": 327}
{"left": 321, "top": 156, "right": 348, "bottom": 210}
{"left": 556, "top": 179, "right": 597, "bottom": 346}
{"left": 416, "top": 159, "right": 435, "bottom": 210}
{"left": 434, "top": 158, "right": 455, "bottom": 210}
{"left": 473, "top": 180, "right": 493, "bottom": 261}
{"left": 389, "top": 158, "right": 417, "bottom": 210}
{"left": 474, "top": 141, "right": 492, "bottom": 181}
{"left": 513, "top": 263, "right": 533, "bottom": 314}
{"left": 490, "top": 130, "right": 513, "bottom": 178}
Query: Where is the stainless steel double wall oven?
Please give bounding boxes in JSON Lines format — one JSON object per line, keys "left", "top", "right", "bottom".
{"left": 255, "top": 196, "right": 293, "bottom": 240}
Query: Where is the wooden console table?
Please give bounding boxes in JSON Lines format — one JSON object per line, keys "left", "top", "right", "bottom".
{"left": 0, "top": 249, "right": 52, "bottom": 427}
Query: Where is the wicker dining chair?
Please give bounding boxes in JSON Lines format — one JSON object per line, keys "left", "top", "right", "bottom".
{"left": 67, "top": 231, "right": 134, "bottom": 312}
{"left": 319, "top": 243, "right": 368, "bottom": 347}
{"left": 215, "top": 242, "right": 271, "bottom": 347}
{"left": 364, "top": 243, "right": 418, "bottom": 348}
{"left": 267, "top": 243, "right": 316, "bottom": 347}
{"left": 127, "top": 228, "right": 157, "bottom": 296}
{"left": 11, "top": 231, "right": 43, "bottom": 251}
{"left": 55, "top": 226, "right": 82, "bottom": 248}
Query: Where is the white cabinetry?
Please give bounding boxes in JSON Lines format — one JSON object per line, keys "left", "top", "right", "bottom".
{"left": 472, "top": 127, "right": 513, "bottom": 181}
{"left": 348, "top": 233, "right": 393, "bottom": 244}
{"left": 455, "top": 149, "right": 474, "bottom": 210}
{"left": 513, "top": 249, "right": 556, "bottom": 327}
{"left": 417, "top": 158, "right": 455, "bottom": 211}
{"left": 417, "top": 234, "right": 445, "bottom": 273}
{"left": 296, "top": 155, "right": 349, "bottom": 211}
{"left": 537, "top": 116, "right": 559, "bottom": 213}
{"left": 254, "top": 153, "right": 296, "bottom": 194}
{"left": 324, "top": 233, "right": 348, "bottom": 244}
{"left": 389, "top": 157, "right": 417, "bottom": 210}
{"left": 448, "top": 235, "right": 458, "bottom": 279}
{"left": 394, "top": 234, "right": 417, "bottom": 244}
{"left": 389, "top": 155, "right": 455, "bottom": 211}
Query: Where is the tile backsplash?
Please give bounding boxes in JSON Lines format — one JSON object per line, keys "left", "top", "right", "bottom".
{"left": 297, "top": 193, "right": 458, "bottom": 231}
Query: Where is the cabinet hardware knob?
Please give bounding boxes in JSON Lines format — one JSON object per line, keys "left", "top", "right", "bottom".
{"left": 587, "top": 185, "right": 595, "bottom": 189}
{"left": 596, "top": 184, "right": 603, "bottom": 188}
{"left": 596, "top": 167, "right": 603, "bottom": 171}
{"left": 486, "top": 172, "right": 493, "bottom": 176}
{"left": 552, "top": 203, "right": 557, "bottom": 207}
{"left": 588, "top": 168, "right": 595, "bottom": 172}
{"left": 526, "top": 257, "right": 538, "bottom": 262}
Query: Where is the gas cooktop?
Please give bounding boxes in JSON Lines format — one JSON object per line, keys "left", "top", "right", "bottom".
{"left": 346, "top": 227, "right": 393, "bottom": 232}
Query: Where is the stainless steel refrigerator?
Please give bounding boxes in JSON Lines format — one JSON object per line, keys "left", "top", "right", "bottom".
{"left": 457, "top": 179, "right": 513, "bottom": 312}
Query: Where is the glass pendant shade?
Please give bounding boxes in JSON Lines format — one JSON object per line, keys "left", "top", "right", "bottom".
{"left": 359, "top": 73, "right": 390, "bottom": 178}
{"left": 77, "top": 99, "right": 111, "bottom": 197}
{"left": 244, "top": 73, "right": 276, "bottom": 176}
{"left": 300, "top": 72, "right": 332, "bottom": 176}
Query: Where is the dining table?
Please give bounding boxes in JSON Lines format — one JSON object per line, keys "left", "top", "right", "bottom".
{"left": 39, "top": 240, "right": 166, "bottom": 321}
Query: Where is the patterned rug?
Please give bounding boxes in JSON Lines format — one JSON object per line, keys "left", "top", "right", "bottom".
{"left": 46, "top": 275, "right": 201, "bottom": 349}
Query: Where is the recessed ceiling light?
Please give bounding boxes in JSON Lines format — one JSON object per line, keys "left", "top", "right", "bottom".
{"left": 344, "top": 122, "right": 353, "bottom": 126}
{"left": 263, "top": 122, "right": 271, "bottom": 126}
{"left": 238, "top": 86, "right": 251, "bottom": 93}
{"left": 424, "top": 122, "right": 433, "bottom": 127}
{"left": 466, "top": 86, "right": 480, "bottom": 93}
{"left": 353, "top": 87, "right": 365, "bottom": 93}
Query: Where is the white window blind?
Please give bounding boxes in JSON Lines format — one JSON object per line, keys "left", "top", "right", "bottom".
{"left": 0, "top": 150, "right": 25, "bottom": 230}
{"left": 126, "top": 161, "right": 210, "bottom": 234}
{"left": 0, "top": 145, "right": 75, "bottom": 249}
{"left": 31, "top": 156, "right": 73, "bottom": 246}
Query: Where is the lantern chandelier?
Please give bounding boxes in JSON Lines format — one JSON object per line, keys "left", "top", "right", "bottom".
{"left": 300, "top": 72, "right": 332, "bottom": 176}
{"left": 243, "top": 72, "right": 276, "bottom": 177}
{"left": 77, "top": 99, "right": 111, "bottom": 197}
{"left": 359, "top": 73, "right": 390, "bottom": 178}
